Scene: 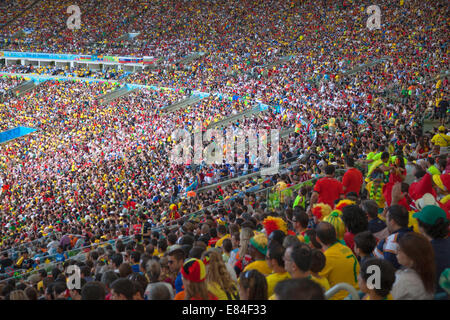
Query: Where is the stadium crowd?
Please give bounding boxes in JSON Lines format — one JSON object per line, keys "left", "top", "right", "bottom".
{"left": 0, "top": 0, "right": 448, "bottom": 300}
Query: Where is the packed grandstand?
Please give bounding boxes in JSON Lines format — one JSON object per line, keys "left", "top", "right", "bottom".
{"left": 0, "top": 0, "right": 448, "bottom": 301}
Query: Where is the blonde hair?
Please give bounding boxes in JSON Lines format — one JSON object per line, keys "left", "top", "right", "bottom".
{"left": 184, "top": 279, "right": 210, "bottom": 300}
{"left": 239, "top": 228, "right": 254, "bottom": 258}
{"left": 9, "top": 290, "right": 28, "bottom": 300}
{"left": 202, "top": 250, "right": 237, "bottom": 295}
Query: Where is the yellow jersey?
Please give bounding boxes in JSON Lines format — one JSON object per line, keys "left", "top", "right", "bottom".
{"left": 319, "top": 242, "right": 360, "bottom": 300}
{"left": 266, "top": 272, "right": 291, "bottom": 297}
{"left": 243, "top": 260, "right": 273, "bottom": 276}
{"left": 215, "top": 234, "right": 231, "bottom": 248}
{"left": 431, "top": 133, "right": 450, "bottom": 147}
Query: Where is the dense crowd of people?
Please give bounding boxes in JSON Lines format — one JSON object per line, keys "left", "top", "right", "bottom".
{"left": 0, "top": 0, "right": 448, "bottom": 300}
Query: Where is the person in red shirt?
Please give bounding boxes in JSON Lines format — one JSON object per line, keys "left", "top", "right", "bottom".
{"left": 342, "top": 157, "right": 363, "bottom": 196}
{"left": 308, "top": 165, "right": 344, "bottom": 215}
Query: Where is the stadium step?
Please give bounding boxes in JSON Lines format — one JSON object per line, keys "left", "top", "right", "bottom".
{"left": 161, "top": 95, "right": 203, "bottom": 113}
{"left": 11, "top": 80, "right": 37, "bottom": 97}
{"left": 97, "top": 86, "right": 138, "bottom": 105}
{"left": 207, "top": 105, "right": 261, "bottom": 129}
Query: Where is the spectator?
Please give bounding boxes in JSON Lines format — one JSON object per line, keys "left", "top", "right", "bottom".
{"left": 177, "top": 258, "right": 217, "bottom": 300}
{"left": 265, "top": 242, "right": 290, "bottom": 299}
{"left": 341, "top": 205, "right": 369, "bottom": 252}
{"left": 201, "top": 250, "right": 238, "bottom": 300}
{"left": 144, "top": 259, "right": 174, "bottom": 300}
{"left": 242, "top": 233, "right": 272, "bottom": 276}
{"left": 146, "top": 283, "right": 172, "bottom": 300}
{"left": 168, "top": 246, "right": 186, "bottom": 294}
{"left": 110, "top": 278, "right": 135, "bottom": 300}
{"left": 358, "top": 258, "right": 396, "bottom": 300}
{"left": 9, "top": 290, "right": 28, "bottom": 300}
{"left": 292, "top": 210, "right": 310, "bottom": 240}
{"left": 238, "top": 269, "right": 268, "bottom": 300}
{"left": 414, "top": 205, "right": 450, "bottom": 297}
{"left": 309, "top": 249, "right": 330, "bottom": 292}
{"left": 342, "top": 157, "right": 363, "bottom": 196}
{"left": 81, "top": 282, "right": 106, "bottom": 300}
{"left": 274, "top": 278, "right": 325, "bottom": 300}
{"left": 309, "top": 165, "right": 344, "bottom": 211}
{"left": 361, "top": 200, "right": 388, "bottom": 241}
{"left": 392, "top": 232, "right": 436, "bottom": 300}
{"left": 353, "top": 231, "right": 377, "bottom": 266}
{"left": 101, "top": 271, "right": 119, "bottom": 300}
{"left": 316, "top": 222, "right": 360, "bottom": 300}
{"left": 374, "top": 205, "right": 412, "bottom": 269}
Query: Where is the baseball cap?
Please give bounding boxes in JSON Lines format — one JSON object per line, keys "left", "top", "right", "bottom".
{"left": 181, "top": 258, "right": 206, "bottom": 283}
{"left": 413, "top": 205, "right": 448, "bottom": 225}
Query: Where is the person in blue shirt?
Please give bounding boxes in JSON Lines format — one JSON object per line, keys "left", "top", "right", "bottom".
{"left": 55, "top": 246, "right": 68, "bottom": 263}
{"left": 168, "top": 246, "right": 186, "bottom": 294}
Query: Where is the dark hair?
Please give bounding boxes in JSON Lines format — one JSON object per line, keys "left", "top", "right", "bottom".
{"left": 222, "top": 239, "right": 233, "bottom": 253}
{"left": 217, "top": 225, "right": 227, "bottom": 235}
{"left": 24, "top": 287, "right": 38, "bottom": 300}
{"left": 304, "top": 229, "right": 322, "bottom": 250}
{"left": 341, "top": 205, "right": 369, "bottom": 234}
{"left": 239, "top": 270, "right": 268, "bottom": 300}
{"left": 360, "top": 258, "right": 396, "bottom": 298}
{"left": 354, "top": 231, "right": 377, "bottom": 255}
{"left": 188, "top": 246, "right": 205, "bottom": 259}
{"left": 293, "top": 210, "right": 309, "bottom": 229}
{"left": 417, "top": 218, "right": 449, "bottom": 239}
{"left": 130, "top": 279, "right": 145, "bottom": 299}
{"left": 324, "top": 165, "right": 335, "bottom": 175}
{"left": 398, "top": 232, "right": 436, "bottom": 294}
{"left": 274, "top": 278, "right": 325, "bottom": 300}
{"left": 118, "top": 263, "right": 133, "bottom": 278}
{"left": 81, "top": 281, "right": 106, "bottom": 300}
{"left": 179, "top": 235, "right": 194, "bottom": 246}
{"left": 111, "top": 278, "right": 135, "bottom": 300}
{"left": 289, "top": 243, "right": 312, "bottom": 272}
{"left": 346, "top": 157, "right": 355, "bottom": 167}
{"left": 157, "top": 239, "right": 168, "bottom": 252}
{"left": 268, "top": 230, "right": 286, "bottom": 247}
{"left": 316, "top": 222, "right": 337, "bottom": 246}
{"left": 167, "top": 233, "right": 178, "bottom": 245}
{"left": 111, "top": 254, "right": 123, "bottom": 268}
{"left": 80, "top": 266, "right": 90, "bottom": 278}
{"left": 387, "top": 205, "right": 409, "bottom": 228}
{"left": 381, "top": 152, "right": 390, "bottom": 161}
{"left": 146, "top": 283, "right": 171, "bottom": 300}
{"left": 309, "top": 249, "right": 326, "bottom": 273}
{"left": 53, "top": 281, "right": 67, "bottom": 297}
{"left": 168, "top": 248, "right": 185, "bottom": 262}
{"left": 267, "top": 242, "right": 285, "bottom": 268}
{"left": 361, "top": 200, "right": 379, "bottom": 219}
{"left": 101, "top": 271, "right": 119, "bottom": 289}
{"left": 209, "top": 228, "right": 218, "bottom": 239}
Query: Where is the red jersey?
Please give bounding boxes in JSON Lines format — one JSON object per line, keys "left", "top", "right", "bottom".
{"left": 313, "top": 177, "right": 344, "bottom": 208}
{"left": 342, "top": 168, "right": 363, "bottom": 196}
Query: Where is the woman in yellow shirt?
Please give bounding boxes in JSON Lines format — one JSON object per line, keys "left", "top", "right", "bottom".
{"left": 202, "top": 250, "right": 239, "bottom": 300}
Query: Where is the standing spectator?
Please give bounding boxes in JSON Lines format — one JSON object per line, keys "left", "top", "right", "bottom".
{"left": 292, "top": 210, "right": 310, "bottom": 241}
{"left": 358, "top": 258, "right": 396, "bottom": 300}
{"left": 316, "top": 222, "right": 360, "bottom": 300}
{"left": 374, "top": 205, "right": 412, "bottom": 269}
{"left": 342, "top": 157, "right": 363, "bottom": 196}
{"left": 309, "top": 249, "right": 330, "bottom": 292}
{"left": 265, "top": 242, "right": 290, "bottom": 299}
{"left": 308, "top": 165, "right": 344, "bottom": 212}
{"left": 238, "top": 270, "right": 268, "bottom": 300}
{"left": 100, "top": 271, "right": 118, "bottom": 300}
{"left": 413, "top": 205, "right": 450, "bottom": 297}
{"left": 392, "top": 233, "right": 436, "bottom": 300}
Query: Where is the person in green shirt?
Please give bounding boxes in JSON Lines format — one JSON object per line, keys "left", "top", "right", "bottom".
{"left": 426, "top": 157, "right": 441, "bottom": 176}
{"left": 293, "top": 187, "right": 307, "bottom": 210}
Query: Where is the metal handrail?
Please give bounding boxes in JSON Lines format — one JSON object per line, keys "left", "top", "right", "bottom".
{"left": 325, "top": 283, "right": 360, "bottom": 300}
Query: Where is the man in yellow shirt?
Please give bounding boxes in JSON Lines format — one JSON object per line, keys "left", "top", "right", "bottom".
{"left": 214, "top": 224, "right": 230, "bottom": 248}
{"left": 431, "top": 126, "right": 450, "bottom": 150}
{"left": 316, "top": 222, "right": 360, "bottom": 300}
{"left": 266, "top": 242, "right": 291, "bottom": 298}
{"left": 242, "top": 234, "right": 272, "bottom": 275}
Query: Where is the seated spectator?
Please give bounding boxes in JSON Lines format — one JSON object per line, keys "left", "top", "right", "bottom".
{"left": 274, "top": 278, "right": 325, "bottom": 300}
{"left": 265, "top": 242, "right": 290, "bottom": 299}
{"left": 341, "top": 205, "right": 369, "bottom": 252}
{"left": 316, "top": 222, "right": 360, "bottom": 300}
{"left": 110, "top": 278, "right": 135, "bottom": 300}
{"left": 358, "top": 258, "right": 396, "bottom": 300}
{"left": 201, "top": 250, "right": 238, "bottom": 300}
{"left": 354, "top": 231, "right": 377, "bottom": 266}
{"left": 392, "top": 233, "right": 436, "bottom": 300}
{"left": 175, "top": 258, "right": 217, "bottom": 300}
{"left": 361, "top": 200, "right": 388, "bottom": 241}
{"left": 144, "top": 259, "right": 174, "bottom": 300}
{"left": 81, "top": 282, "right": 106, "bottom": 300}
{"left": 414, "top": 205, "right": 450, "bottom": 297}
{"left": 374, "top": 205, "right": 412, "bottom": 269}
{"left": 238, "top": 269, "right": 268, "bottom": 300}
{"left": 242, "top": 234, "right": 272, "bottom": 276}
{"left": 309, "top": 249, "right": 330, "bottom": 292}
